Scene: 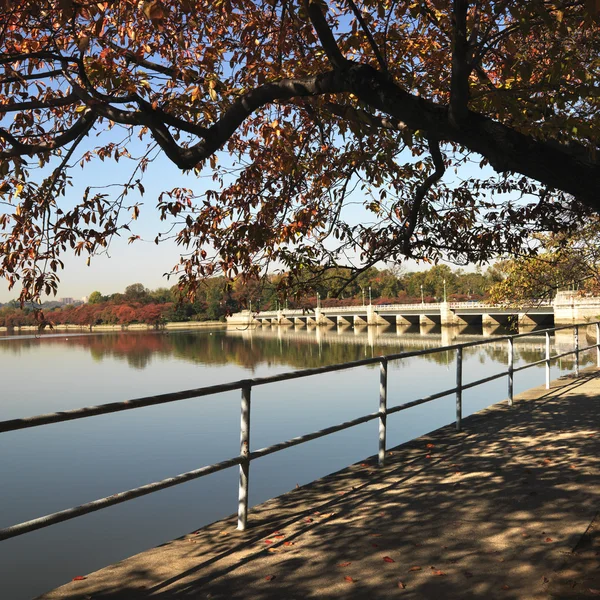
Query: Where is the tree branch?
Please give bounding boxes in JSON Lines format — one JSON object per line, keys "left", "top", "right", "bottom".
{"left": 303, "top": 0, "right": 348, "bottom": 69}
{"left": 450, "top": 0, "right": 471, "bottom": 126}
{"left": 403, "top": 138, "right": 445, "bottom": 255}
{"left": 345, "top": 0, "right": 387, "bottom": 71}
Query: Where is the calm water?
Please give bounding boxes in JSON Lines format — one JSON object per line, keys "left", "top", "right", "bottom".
{"left": 0, "top": 323, "right": 591, "bottom": 599}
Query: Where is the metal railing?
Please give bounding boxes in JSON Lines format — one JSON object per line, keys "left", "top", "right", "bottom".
{"left": 1, "top": 322, "right": 598, "bottom": 542}
{"left": 247, "top": 300, "right": 554, "bottom": 317}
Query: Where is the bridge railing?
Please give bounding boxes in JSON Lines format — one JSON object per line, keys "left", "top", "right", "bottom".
{"left": 1, "top": 322, "right": 598, "bottom": 542}
{"left": 237, "top": 300, "right": 554, "bottom": 319}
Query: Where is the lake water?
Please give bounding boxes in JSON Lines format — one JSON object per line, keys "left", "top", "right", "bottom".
{"left": 0, "top": 323, "right": 592, "bottom": 599}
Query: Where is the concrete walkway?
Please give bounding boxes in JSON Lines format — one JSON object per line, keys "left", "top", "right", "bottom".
{"left": 39, "top": 370, "right": 600, "bottom": 599}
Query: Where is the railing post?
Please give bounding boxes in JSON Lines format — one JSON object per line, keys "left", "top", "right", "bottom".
{"left": 574, "top": 325, "right": 580, "bottom": 377}
{"left": 378, "top": 358, "right": 388, "bottom": 466}
{"left": 596, "top": 322, "right": 600, "bottom": 368}
{"left": 456, "top": 347, "right": 463, "bottom": 431}
{"left": 237, "top": 384, "right": 251, "bottom": 531}
{"left": 545, "top": 331, "right": 551, "bottom": 389}
{"left": 507, "top": 337, "right": 514, "bottom": 406}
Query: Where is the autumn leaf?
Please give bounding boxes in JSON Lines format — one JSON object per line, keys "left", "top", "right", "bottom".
{"left": 265, "top": 574, "right": 276, "bottom": 581}
{"left": 383, "top": 556, "right": 395, "bottom": 563}
{"left": 283, "top": 541, "right": 294, "bottom": 546}
{"left": 545, "top": 537, "right": 553, "bottom": 542}
{"left": 344, "top": 576, "right": 355, "bottom": 583}
{"left": 72, "top": 576, "right": 86, "bottom": 581}
{"left": 432, "top": 570, "right": 446, "bottom": 576}
{"left": 409, "top": 566, "right": 422, "bottom": 572}
{"left": 264, "top": 539, "right": 273, "bottom": 544}
{"left": 337, "top": 562, "right": 352, "bottom": 567}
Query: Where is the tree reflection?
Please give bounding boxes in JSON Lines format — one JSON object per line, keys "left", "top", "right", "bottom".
{"left": 1, "top": 326, "right": 595, "bottom": 372}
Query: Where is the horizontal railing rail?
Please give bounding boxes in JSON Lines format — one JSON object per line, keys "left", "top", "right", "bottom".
{"left": 1, "top": 322, "right": 598, "bottom": 542}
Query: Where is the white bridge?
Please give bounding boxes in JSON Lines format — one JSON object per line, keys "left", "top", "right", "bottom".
{"left": 227, "top": 292, "right": 600, "bottom": 329}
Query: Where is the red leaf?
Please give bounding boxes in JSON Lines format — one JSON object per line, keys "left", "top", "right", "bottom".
{"left": 545, "top": 537, "right": 553, "bottom": 543}
{"left": 305, "top": 518, "right": 313, "bottom": 523}
{"left": 72, "top": 576, "right": 86, "bottom": 582}
{"left": 273, "top": 535, "right": 285, "bottom": 539}
{"left": 432, "top": 570, "right": 446, "bottom": 576}
{"left": 344, "top": 576, "right": 355, "bottom": 583}
{"left": 426, "top": 443, "right": 435, "bottom": 448}
{"left": 264, "top": 539, "right": 273, "bottom": 544}
{"left": 265, "top": 574, "right": 276, "bottom": 581}
{"left": 409, "top": 566, "right": 422, "bottom": 571}
{"left": 426, "top": 454, "right": 432, "bottom": 459}
{"left": 338, "top": 562, "right": 352, "bottom": 567}
{"left": 383, "top": 556, "right": 395, "bottom": 563}
{"left": 283, "top": 541, "right": 294, "bottom": 546}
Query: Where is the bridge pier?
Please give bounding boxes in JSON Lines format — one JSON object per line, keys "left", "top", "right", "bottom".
{"left": 420, "top": 314, "right": 437, "bottom": 326}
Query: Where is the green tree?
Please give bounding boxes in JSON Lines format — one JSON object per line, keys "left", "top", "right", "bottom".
{"left": 88, "top": 291, "right": 103, "bottom": 305}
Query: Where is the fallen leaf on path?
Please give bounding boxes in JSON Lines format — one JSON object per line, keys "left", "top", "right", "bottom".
{"left": 344, "top": 576, "right": 355, "bottom": 583}
{"left": 273, "top": 535, "right": 285, "bottom": 539}
{"left": 432, "top": 570, "right": 446, "bottom": 576}
{"left": 265, "top": 574, "right": 276, "bottom": 581}
{"left": 72, "top": 576, "right": 86, "bottom": 581}
{"left": 304, "top": 518, "right": 313, "bottom": 523}
{"left": 427, "top": 443, "right": 435, "bottom": 448}
{"left": 383, "top": 556, "right": 395, "bottom": 563}
{"left": 409, "top": 566, "right": 422, "bottom": 572}
{"left": 264, "top": 539, "right": 273, "bottom": 544}
{"left": 283, "top": 541, "right": 294, "bottom": 546}
{"left": 545, "top": 537, "right": 553, "bottom": 543}
{"left": 338, "top": 562, "right": 352, "bottom": 567}
{"left": 426, "top": 454, "right": 432, "bottom": 459}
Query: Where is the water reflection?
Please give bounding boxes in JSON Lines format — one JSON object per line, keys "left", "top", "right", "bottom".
{"left": 0, "top": 323, "right": 591, "bottom": 372}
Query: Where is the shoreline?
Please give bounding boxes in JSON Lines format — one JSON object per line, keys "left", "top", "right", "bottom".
{"left": 0, "top": 321, "right": 227, "bottom": 333}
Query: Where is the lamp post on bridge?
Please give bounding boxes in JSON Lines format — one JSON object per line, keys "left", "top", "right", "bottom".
{"left": 317, "top": 292, "right": 320, "bottom": 309}
{"left": 443, "top": 279, "right": 447, "bottom": 303}
{"left": 369, "top": 286, "right": 372, "bottom": 306}
{"left": 420, "top": 284, "right": 424, "bottom": 305}
{"left": 361, "top": 288, "right": 365, "bottom": 306}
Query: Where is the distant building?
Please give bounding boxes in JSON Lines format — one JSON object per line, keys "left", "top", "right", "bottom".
{"left": 81, "top": 296, "right": 89, "bottom": 304}
{"left": 59, "top": 297, "right": 75, "bottom": 305}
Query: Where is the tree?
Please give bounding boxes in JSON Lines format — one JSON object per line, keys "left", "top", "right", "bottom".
{"left": 88, "top": 290, "right": 103, "bottom": 304}
{"left": 0, "top": 1, "right": 599, "bottom": 303}
{"left": 489, "top": 222, "right": 600, "bottom": 303}
{"left": 123, "top": 283, "right": 149, "bottom": 303}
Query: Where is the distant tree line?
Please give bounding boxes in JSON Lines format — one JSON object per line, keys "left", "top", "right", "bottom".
{"left": 0, "top": 265, "right": 504, "bottom": 328}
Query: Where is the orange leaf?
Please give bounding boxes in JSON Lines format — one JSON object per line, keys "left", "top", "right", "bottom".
{"left": 338, "top": 562, "right": 352, "bottom": 567}
{"left": 432, "top": 570, "right": 446, "bottom": 576}
{"left": 283, "top": 541, "right": 294, "bottom": 546}
{"left": 72, "top": 576, "right": 86, "bottom": 581}
{"left": 426, "top": 454, "right": 432, "bottom": 459}
{"left": 265, "top": 574, "right": 276, "bottom": 581}
{"left": 264, "top": 539, "right": 273, "bottom": 544}
{"left": 383, "top": 556, "right": 395, "bottom": 563}
{"left": 426, "top": 443, "right": 435, "bottom": 448}
{"left": 545, "top": 537, "right": 553, "bottom": 542}
{"left": 273, "top": 535, "right": 285, "bottom": 539}
{"left": 409, "top": 566, "right": 422, "bottom": 572}
{"left": 344, "top": 576, "right": 355, "bottom": 583}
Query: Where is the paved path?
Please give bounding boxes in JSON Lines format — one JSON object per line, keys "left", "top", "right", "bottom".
{"left": 39, "top": 370, "right": 600, "bottom": 599}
